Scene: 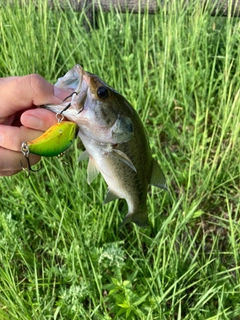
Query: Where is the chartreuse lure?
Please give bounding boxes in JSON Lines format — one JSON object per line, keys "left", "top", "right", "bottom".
{"left": 21, "top": 117, "right": 78, "bottom": 176}
{"left": 22, "top": 121, "right": 78, "bottom": 157}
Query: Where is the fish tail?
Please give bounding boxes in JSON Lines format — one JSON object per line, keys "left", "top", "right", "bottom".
{"left": 120, "top": 207, "right": 148, "bottom": 228}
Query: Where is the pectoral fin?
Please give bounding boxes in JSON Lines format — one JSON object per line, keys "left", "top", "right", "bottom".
{"left": 78, "top": 150, "right": 89, "bottom": 161}
{"left": 150, "top": 160, "right": 167, "bottom": 190}
{"left": 87, "top": 156, "right": 99, "bottom": 184}
{"left": 112, "top": 149, "right": 137, "bottom": 172}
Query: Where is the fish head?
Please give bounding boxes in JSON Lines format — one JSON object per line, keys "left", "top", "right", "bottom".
{"left": 44, "top": 65, "right": 134, "bottom": 144}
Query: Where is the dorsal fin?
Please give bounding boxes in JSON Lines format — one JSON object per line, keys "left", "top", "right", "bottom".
{"left": 150, "top": 160, "right": 167, "bottom": 190}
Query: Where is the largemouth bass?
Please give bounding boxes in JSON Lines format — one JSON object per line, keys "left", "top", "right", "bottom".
{"left": 44, "top": 65, "right": 166, "bottom": 227}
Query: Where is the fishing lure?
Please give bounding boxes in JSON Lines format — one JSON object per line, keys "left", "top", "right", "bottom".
{"left": 22, "top": 121, "right": 78, "bottom": 157}
{"left": 21, "top": 114, "right": 78, "bottom": 175}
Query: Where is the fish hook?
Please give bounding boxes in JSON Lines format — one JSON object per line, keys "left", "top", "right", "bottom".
{"left": 58, "top": 91, "right": 78, "bottom": 115}
{"left": 62, "top": 91, "right": 78, "bottom": 103}
{"left": 20, "top": 142, "right": 42, "bottom": 178}
{"left": 59, "top": 102, "right": 72, "bottom": 115}
{"left": 60, "top": 91, "right": 84, "bottom": 115}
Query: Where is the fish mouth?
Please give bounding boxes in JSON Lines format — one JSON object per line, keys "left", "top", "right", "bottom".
{"left": 43, "top": 64, "right": 89, "bottom": 115}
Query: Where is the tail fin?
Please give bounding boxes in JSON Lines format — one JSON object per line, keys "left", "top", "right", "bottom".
{"left": 120, "top": 208, "right": 148, "bottom": 228}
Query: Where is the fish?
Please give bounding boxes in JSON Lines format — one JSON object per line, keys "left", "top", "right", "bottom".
{"left": 43, "top": 64, "right": 166, "bottom": 227}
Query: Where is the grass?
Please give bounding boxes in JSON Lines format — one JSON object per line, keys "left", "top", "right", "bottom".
{"left": 0, "top": 0, "right": 240, "bottom": 319}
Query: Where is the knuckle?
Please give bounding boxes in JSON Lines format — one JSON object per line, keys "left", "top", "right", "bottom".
{"left": 28, "top": 74, "right": 45, "bottom": 93}
{"left": 16, "top": 74, "right": 46, "bottom": 95}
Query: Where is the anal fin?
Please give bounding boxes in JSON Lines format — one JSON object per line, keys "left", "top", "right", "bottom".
{"left": 103, "top": 189, "right": 120, "bottom": 204}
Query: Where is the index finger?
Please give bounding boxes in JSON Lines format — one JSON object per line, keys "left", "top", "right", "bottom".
{"left": 0, "top": 74, "right": 69, "bottom": 118}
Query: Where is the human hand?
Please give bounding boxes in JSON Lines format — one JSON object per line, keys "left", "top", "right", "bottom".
{"left": 0, "top": 74, "right": 71, "bottom": 176}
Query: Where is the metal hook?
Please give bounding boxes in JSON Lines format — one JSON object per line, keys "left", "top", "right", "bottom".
{"left": 59, "top": 102, "right": 72, "bottom": 115}
{"left": 62, "top": 91, "right": 78, "bottom": 103}
{"left": 61, "top": 91, "right": 85, "bottom": 115}
{"left": 58, "top": 91, "right": 79, "bottom": 115}
{"left": 21, "top": 142, "right": 42, "bottom": 178}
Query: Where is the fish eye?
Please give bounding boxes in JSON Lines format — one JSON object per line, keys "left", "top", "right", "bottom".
{"left": 97, "top": 86, "right": 109, "bottom": 99}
